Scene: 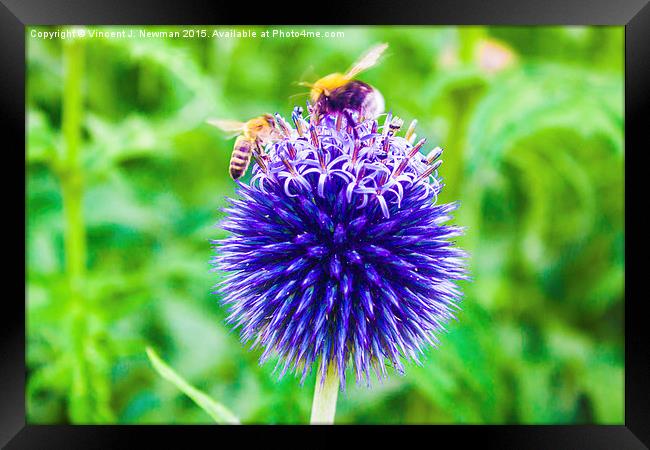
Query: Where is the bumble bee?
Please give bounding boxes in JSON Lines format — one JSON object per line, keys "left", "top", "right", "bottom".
{"left": 207, "top": 114, "right": 281, "bottom": 180}
{"left": 303, "top": 43, "right": 388, "bottom": 122}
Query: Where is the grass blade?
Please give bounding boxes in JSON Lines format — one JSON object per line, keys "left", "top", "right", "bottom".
{"left": 145, "top": 346, "right": 240, "bottom": 424}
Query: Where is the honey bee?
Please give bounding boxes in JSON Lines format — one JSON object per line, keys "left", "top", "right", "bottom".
{"left": 303, "top": 43, "right": 388, "bottom": 122}
{"left": 207, "top": 114, "right": 281, "bottom": 180}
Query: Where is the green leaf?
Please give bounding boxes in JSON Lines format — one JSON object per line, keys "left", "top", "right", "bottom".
{"left": 465, "top": 63, "right": 623, "bottom": 172}
{"left": 27, "top": 109, "right": 60, "bottom": 166}
{"left": 145, "top": 346, "right": 240, "bottom": 424}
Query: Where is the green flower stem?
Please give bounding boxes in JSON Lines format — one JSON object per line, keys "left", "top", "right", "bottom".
{"left": 458, "top": 27, "right": 485, "bottom": 64}
{"left": 310, "top": 364, "right": 339, "bottom": 424}
{"left": 62, "top": 36, "right": 86, "bottom": 298}
{"left": 61, "top": 36, "right": 94, "bottom": 421}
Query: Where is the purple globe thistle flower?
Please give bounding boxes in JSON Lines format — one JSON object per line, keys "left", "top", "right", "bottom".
{"left": 211, "top": 106, "right": 467, "bottom": 387}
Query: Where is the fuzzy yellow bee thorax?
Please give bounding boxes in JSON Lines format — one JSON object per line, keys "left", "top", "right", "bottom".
{"left": 243, "top": 115, "right": 276, "bottom": 141}
{"left": 310, "top": 73, "right": 349, "bottom": 101}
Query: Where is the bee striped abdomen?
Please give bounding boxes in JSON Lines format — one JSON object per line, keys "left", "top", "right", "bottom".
{"left": 230, "top": 136, "right": 254, "bottom": 180}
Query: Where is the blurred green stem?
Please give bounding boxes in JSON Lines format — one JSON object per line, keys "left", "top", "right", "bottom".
{"left": 62, "top": 37, "right": 86, "bottom": 296}
{"left": 441, "top": 28, "right": 487, "bottom": 202}
{"left": 441, "top": 90, "right": 473, "bottom": 202}
{"left": 458, "top": 27, "right": 485, "bottom": 64}
{"left": 310, "top": 364, "right": 339, "bottom": 424}
{"left": 61, "top": 37, "right": 93, "bottom": 421}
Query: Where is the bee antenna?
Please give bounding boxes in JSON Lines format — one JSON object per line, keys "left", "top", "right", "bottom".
{"left": 288, "top": 92, "right": 309, "bottom": 102}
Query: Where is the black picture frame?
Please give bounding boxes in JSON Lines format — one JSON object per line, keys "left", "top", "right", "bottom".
{"left": 3, "top": 0, "right": 648, "bottom": 447}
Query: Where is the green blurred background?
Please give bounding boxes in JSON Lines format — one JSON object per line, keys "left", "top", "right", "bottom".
{"left": 26, "top": 26, "right": 624, "bottom": 424}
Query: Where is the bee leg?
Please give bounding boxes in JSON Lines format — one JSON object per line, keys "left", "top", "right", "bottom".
{"left": 252, "top": 144, "right": 270, "bottom": 174}
{"left": 257, "top": 140, "right": 272, "bottom": 162}
{"left": 254, "top": 139, "right": 266, "bottom": 156}
{"left": 309, "top": 101, "right": 323, "bottom": 125}
{"left": 252, "top": 140, "right": 263, "bottom": 160}
{"left": 343, "top": 110, "right": 359, "bottom": 139}
{"left": 335, "top": 113, "right": 344, "bottom": 132}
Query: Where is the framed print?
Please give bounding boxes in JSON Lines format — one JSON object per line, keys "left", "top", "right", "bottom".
{"left": 2, "top": 0, "right": 649, "bottom": 447}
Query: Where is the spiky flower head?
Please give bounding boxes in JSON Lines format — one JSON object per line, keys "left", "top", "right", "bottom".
{"left": 212, "top": 106, "right": 467, "bottom": 386}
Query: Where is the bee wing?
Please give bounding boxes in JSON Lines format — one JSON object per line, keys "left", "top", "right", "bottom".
{"left": 292, "top": 66, "right": 317, "bottom": 98}
{"left": 296, "top": 64, "right": 319, "bottom": 86}
{"left": 206, "top": 119, "right": 247, "bottom": 137}
{"left": 344, "top": 43, "right": 388, "bottom": 79}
